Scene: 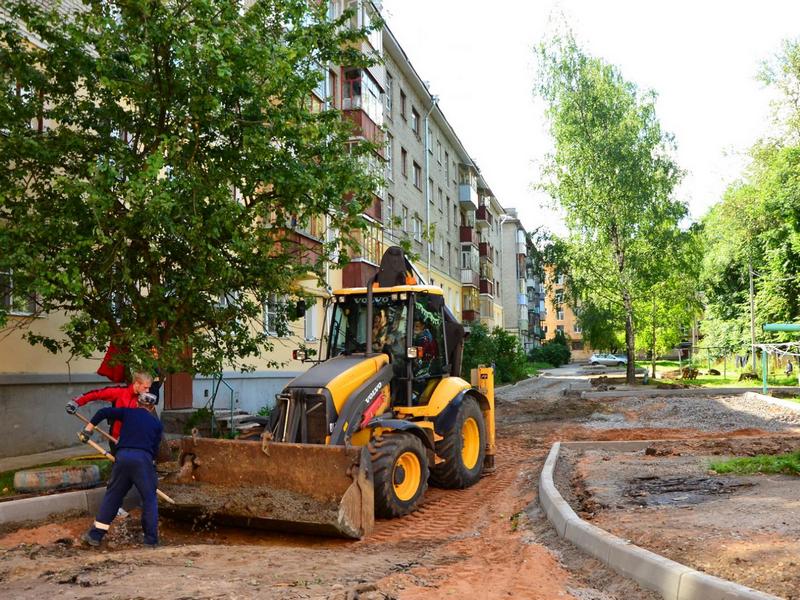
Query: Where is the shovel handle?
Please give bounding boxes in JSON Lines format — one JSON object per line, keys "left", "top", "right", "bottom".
{"left": 73, "top": 412, "right": 118, "bottom": 444}
{"left": 82, "top": 435, "right": 176, "bottom": 505}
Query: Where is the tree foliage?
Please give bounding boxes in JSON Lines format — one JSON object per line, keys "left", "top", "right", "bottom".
{"left": 536, "top": 31, "right": 690, "bottom": 382}
{"left": 461, "top": 323, "right": 528, "bottom": 385}
{"left": 0, "top": 0, "right": 381, "bottom": 375}
{"left": 528, "top": 330, "right": 571, "bottom": 368}
{"left": 700, "top": 39, "right": 800, "bottom": 355}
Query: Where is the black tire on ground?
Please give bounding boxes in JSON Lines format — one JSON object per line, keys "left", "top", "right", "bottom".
{"left": 369, "top": 432, "right": 429, "bottom": 519}
{"left": 430, "top": 396, "right": 486, "bottom": 489}
{"left": 591, "top": 361, "right": 599, "bottom": 365}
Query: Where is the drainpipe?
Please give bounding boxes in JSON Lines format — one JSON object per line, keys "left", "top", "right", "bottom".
{"left": 424, "top": 94, "right": 439, "bottom": 282}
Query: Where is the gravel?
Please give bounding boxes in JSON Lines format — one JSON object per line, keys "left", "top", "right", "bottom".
{"left": 583, "top": 394, "right": 800, "bottom": 432}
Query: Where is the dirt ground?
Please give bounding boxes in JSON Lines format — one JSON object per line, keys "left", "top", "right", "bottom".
{"left": 0, "top": 366, "right": 792, "bottom": 599}
{"left": 558, "top": 436, "right": 800, "bottom": 600}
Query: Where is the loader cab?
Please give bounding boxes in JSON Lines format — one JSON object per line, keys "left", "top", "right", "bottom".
{"left": 328, "top": 288, "right": 448, "bottom": 406}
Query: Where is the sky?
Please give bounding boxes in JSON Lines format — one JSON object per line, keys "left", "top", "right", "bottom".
{"left": 380, "top": 0, "right": 800, "bottom": 235}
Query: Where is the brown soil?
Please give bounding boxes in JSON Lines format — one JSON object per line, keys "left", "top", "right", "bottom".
{"left": 559, "top": 437, "right": 800, "bottom": 599}
{"left": 3, "top": 368, "right": 788, "bottom": 599}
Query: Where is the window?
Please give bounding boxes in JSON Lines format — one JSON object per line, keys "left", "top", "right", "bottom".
{"left": 445, "top": 151, "right": 449, "bottom": 177}
{"left": 413, "top": 216, "right": 423, "bottom": 242}
{"left": 342, "top": 68, "right": 383, "bottom": 126}
{"left": 401, "top": 147, "right": 408, "bottom": 178}
{"left": 557, "top": 325, "right": 564, "bottom": 334}
{"left": 385, "top": 194, "right": 394, "bottom": 234}
{"left": 400, "top": 90, "right": 407, "bottom": 120}
{"left": 413, "top": 162, "right": 422, "bottom": 189}
{"left": 438, "top": 235, "right": 444, "bottom": 257}
{"left": 264, "top": 294, "right": 286, "bottom": 337}
{"left": 385, "top": 71, "right": 393, "bottom": 115}
{"left": 437, "top": 140, "right": 442, "bottom": 163}
{"left": 447, "top": 242, "right": 452, "bottom": 269}
{"left": 438, "top": 188, "right": 443, "bottom": 210}
{"left": 427, "top": 178, "right": 433, "bottom": 203}
{"left": 1, "top": 271, "right": 36, "bottom": 315}
{"left": 574, "top": 323, "right": 582, "bottom": 333}
{"left": 402, "top": 205, "right": 409, "bottom": 232}
{"left": 364, "top": 220, "right": 382, "bottom": 264}
{"left": 557, "top": 309, "right": 564, "bottom": 321}
{"left": 304, "top": 301, "right": 317, "bottom": 341}
{"left": 328, "top": 69, "right": 339, "bottom": 108}
{"left": 385, "top": 133, "right": 394, "bottom": 181}
{"left": 411, "top": 107, "right": 420, "bottom": 136}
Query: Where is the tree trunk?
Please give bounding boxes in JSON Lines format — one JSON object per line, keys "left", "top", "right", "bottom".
{"left": 623, "top": 290, "right": 636, "bottom": 384}
{"left": 651, "top": 296, "right": 657, "bottom": 379}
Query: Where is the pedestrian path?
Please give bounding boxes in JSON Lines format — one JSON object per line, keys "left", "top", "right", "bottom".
{"left": 0, "top": 444, "right": 109, "bottom": 474}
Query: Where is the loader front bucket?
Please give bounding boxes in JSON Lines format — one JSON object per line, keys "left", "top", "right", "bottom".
{"left": 159, "top": 437, "right": 374, "bottom": 539}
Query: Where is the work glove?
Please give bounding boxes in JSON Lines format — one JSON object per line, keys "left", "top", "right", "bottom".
{"left": 78, "top": 427, "right": 94, "bottom": 444}
{"left": 65, "top": 400, "right": 79, "bottom": 415}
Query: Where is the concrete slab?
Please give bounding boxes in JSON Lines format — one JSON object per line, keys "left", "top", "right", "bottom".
{"left": 744, "top": 391, "right": 800, "bottom": 413}
{"left": 0, "top": 487, "right": 141, "bottom": 527}
{"left": 678, "top": 571, "right": 781, "bottom": 600}
{"left": 581, "top": 386, "right": 798, "bottom": 400}
{"left": 606, "top": 536, "right": 690, "bottom": 599}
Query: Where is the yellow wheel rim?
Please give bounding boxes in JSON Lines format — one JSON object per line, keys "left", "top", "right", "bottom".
{"left": 393, "top": 451, "right": 421, "bottom": 501}
{"left": 461, "top": 417, "right": 481, "bottom": 470}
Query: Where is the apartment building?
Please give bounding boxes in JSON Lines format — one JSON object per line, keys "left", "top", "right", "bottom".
{"left": 541, "top": 269, "right": 589, "bottom": 359}
{"left": 500, "top": 209, "right": 531, "bottom": 348}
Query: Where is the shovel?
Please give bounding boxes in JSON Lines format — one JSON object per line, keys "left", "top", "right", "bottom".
{"left": 73, "top": 415, "right": 176, "bottom": 505}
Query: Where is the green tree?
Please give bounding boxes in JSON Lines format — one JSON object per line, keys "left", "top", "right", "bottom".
{"left": 700, "top": 39, "right": 800, "bottom": 361}
{"left": 536, "top": 32, "right": 686, "bottom": 383}
{"left": 0, "top": 0, "right": 381, "bottom": 375}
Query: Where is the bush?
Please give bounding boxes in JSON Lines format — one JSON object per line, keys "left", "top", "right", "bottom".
{"left": 528, "top": 331, "right": 571, "bottom": 367}
{"left": 462, "top": 323, "right": 529, "bottom": 385}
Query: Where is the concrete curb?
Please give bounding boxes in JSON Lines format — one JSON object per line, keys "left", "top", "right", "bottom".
{"left": 581, "top": 386, "right": 799, "bottom": 400}
{"left": 0, "top": 486, "right": 141, "bottom": 527}
{"left": 539, "top": 442, "right": 780, "bottom": 600}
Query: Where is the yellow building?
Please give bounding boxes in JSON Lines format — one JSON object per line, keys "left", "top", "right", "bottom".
{"left": 541, "top": 270, "right": 590, "bottom": 360}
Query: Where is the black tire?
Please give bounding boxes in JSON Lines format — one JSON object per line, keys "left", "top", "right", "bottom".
{"left": 369, "top": 432, "right": 429, "bottom": 519}
{"left": 430, "top": 396, "right": 486, "bottom": 489}
{"left": 590, "top": 361, "right": 599, "bottom": 366}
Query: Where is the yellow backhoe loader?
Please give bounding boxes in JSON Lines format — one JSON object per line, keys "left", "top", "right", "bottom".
{"left": 160, "top": 246, "right": 495, "bottom": 538}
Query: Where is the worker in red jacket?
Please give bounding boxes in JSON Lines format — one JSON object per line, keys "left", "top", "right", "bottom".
{"left": 66, "top": 372, "right": 155, "bottom": 451}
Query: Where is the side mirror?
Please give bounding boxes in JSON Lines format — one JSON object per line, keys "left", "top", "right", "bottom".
{"left": 292, "top": 349, "right": 307, "bottom": 361}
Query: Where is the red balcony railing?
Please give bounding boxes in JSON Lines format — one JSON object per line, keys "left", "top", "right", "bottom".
{"left": 476, "top": 205, "right": 493, "bottom": 227}
{"left": 479, "top": 278, "right": 494, "bottom": 296}
{"left": 459, "top": 225, "right": 477, "bottom": 245}
{"left": 479, "top": 242, "right": 493, "bottom": 261}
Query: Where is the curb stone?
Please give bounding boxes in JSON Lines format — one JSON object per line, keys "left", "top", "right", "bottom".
{"left": 539, "top": 441, "right": 780, "bottom": 600}
{"left": 0, "top": 486, "right": 141, "bottom": 527}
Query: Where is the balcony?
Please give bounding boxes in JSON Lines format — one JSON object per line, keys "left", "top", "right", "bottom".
{"left": 479, "top": 278, "right": 494, "bottom": 296}
{"left": 459, "top": 225, "right": 477, "bottom": 245}
{"left": 460, "top": 268, "right": 479, "bottom": 288}
{"left": 479, "top": 242, "right": 493, "bottom": 261}
{"left": 458, "top": 183, "right": 478, "bottom": 210}
{"left": 517, "top": 241, "right": 527, "bottom": 256}
{"left": 462, "top": 309, "right": 479, "bottom": 323}
{"left": 476, "top": 205, "right": 492, "bottom": 229}
{"left": 517, "top": 293, "right": 527, "bottom": 307}
{"left": 342, "top": 109, "right": 384, "bottom": 148}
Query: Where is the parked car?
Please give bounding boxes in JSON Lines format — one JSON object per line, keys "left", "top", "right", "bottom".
{"left": 589, "top": 353, "right": 628, "bottom": 367}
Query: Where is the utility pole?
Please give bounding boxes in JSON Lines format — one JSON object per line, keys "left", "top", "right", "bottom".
{"left": 749, "top": 256, "right": 756, "bottom": 374}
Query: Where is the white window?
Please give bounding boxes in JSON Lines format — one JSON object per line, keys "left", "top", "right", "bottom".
{"left": 264, "top": 294, "right": 285, "bottom": 337}
{"left": 385, "top": 133, "right": 393, "bottom": 181}
{"left": 385, "top": 194, "right": 394, "bottom": 234}
{"left": 304, "top": 301, "right": 318, "bottom": 341}
{"left": 385, "top": 71, "right": 393, "bottom": 114}
{"left": 1, "top": 271, "right": 36, "bottom": 315}
{"left": 413, "top": 216, "right": 423, "bottom": 242}
{"left": 427, "top": 178, "right": 433, "bottom": 203}
{"left": 402, "top": 206, "right": 409, "bottom": 232}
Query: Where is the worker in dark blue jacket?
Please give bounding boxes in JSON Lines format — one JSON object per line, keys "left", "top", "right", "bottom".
{"left": 78, "top": 391, "right": 163, "bottom": 548}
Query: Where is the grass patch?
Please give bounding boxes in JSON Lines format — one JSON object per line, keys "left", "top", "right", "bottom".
{"left": 710, "top": 451, "right": 800, "bottom": 476}
{"left": 0, "top": 456, "right": 112, "bottom": 497}
{"left": 635, "top": 360, "right": 680, "bottom": 369}
{"left": 656, "top": 373, "right": 798, "bottom": 388}
{"left": 526, "top": 361, "right": 551, "bottom": 376}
